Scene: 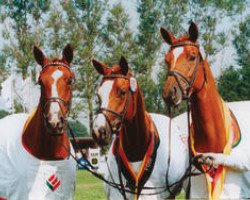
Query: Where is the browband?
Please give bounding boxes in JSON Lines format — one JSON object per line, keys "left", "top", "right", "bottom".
{"left": 171, "top": 42, "right": 199, "bottom": 49}
{"left": 103, "top": 74, "right": 130, "bottom": 80}
{"left": 42, "top": 62, "right": 71, "bottom": 72}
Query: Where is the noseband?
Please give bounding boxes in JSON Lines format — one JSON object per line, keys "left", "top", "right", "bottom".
{"left": 40, "top": 62, "right": 74, "bottom": 120}
{"left": 98, "top": 74, "right": 134, "bottom": 135}
{"left": 167, "top": 42, "right": 206, "bottom": 99}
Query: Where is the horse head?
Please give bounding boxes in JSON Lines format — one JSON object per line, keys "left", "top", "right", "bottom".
{"left": 92, "top": 56, "right": 138, "bottom": 146}
{"left": 160, "top": 22, "right": 206, "bottom": 106}
{"left": 33, "top": 44, "right": 75, "bottom": 135}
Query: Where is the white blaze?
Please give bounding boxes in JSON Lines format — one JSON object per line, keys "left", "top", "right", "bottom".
{"left": 93, "top": 80, "right": 114, "bottom": 129}
{"left": 173, "top": 47, "right": 184, "bottom": 68}
{"left": 49, "top": 70, "right": 63, "bottom": 119}
{"left": 99, "top": 80, "right": 114, "bottom": 109}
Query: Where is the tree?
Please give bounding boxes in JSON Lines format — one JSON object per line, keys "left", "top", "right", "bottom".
{"left": 0, "top": 0, "right": 50, "bottom": 79}
{"left": 0, "top": 0, "right": 50, "bottom": 112}
{"left": 67, "top": 120, "right": 89, "bottom": 137}
{"left": 100, "top": 2, "right": 136, "bottom": 65}
{"left": 218, "top": 66, "right": 242, "bottom": 101}
{"left": 0, "top": 110, "right": 9, "bottom": 119}
{"left": 133, "top": 0, "right": 166, "bottom": 113}
{"left": 61, "top": 0, "right": 107, "bottom": 131}
{"left": 218, "top": 15, "right": 250, "bottom": 101}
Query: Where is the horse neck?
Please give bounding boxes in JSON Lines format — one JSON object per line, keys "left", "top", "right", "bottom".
{"left": 22, "top": 103, "right": 70, "bottom": 160}
{"left": 190, "top": 60, "right": 227, "bottom": 153}
{"left": 121, "top": 90, "right": 152, "bottom": 162}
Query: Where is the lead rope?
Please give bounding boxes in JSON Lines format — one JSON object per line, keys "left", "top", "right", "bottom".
{"left": 69, "top": 123, "right": 127, "bottom": 198}
{"left": 114, "top": 134, "right": 127, "bottom": 200}
{"left": 66, "top": 122, "right": 212, "bottom": 197}
{"left": 186, "top": 100, "right": 192, "bottom": 198}
{"left": 117, "top": 153, "right": 127, "bottom": 200}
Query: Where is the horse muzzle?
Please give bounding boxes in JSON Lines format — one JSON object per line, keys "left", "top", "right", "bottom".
{"left": 45, "top": 115, "right": 66, "bottom": 136}
{"left": 163, "top": 84, "right": 183, "bottom": 106}
{"left": 92, "top": 114, "right": 112, "bottom": 146}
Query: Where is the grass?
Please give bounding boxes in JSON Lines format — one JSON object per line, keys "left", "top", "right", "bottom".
{"left": 74, "top": 170, "right": 106, "bottom": 200}
{"left": 74, "top": 170, "right": 185, "bottom": 200}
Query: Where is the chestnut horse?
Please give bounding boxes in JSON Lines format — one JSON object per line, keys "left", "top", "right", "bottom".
{"left": 0, "top": 44, "right": 76, "bottom": 199}
{"left": 161, "top": 22, "right": 250, "bottom": 199}
{"left": 91, "top": 57, "right": 190, "bottom": 200}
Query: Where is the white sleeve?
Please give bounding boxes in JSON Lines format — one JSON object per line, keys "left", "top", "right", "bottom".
{"left": 201, "top": 151, "right": 250, "bottom": 171}
{"left": 223, "top": 151, "right": 250, "bottom": 171}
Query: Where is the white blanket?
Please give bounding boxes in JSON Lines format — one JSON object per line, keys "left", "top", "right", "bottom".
{"left": 103, "top": 113, "right": 190, "bottom": 199}
{"left": 0, "top": 113, "right": 76, "bottom": 200}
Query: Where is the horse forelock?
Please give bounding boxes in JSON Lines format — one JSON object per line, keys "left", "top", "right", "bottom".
{"left": 171, "top": 34, "right": 199, "bottom": 46}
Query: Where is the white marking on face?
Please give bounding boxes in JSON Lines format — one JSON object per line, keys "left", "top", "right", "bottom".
{"left": 93, "top": 114, "right": 106, "bottom": 135}
{"left": 98, "top": 80, "right": 114, "bottom": 108}
{"left": 173, "top": 47, "right": 184, "bottom": 68}
{"left": 49, "top": 70, "right": 63, "bottom": 118}
{"left": 93, "top": 80, "right": 114, "bottom": 130}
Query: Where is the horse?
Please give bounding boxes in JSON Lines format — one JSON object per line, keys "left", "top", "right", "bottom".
{"left": 91, "top": 56, "right": 190, "bottom": 200}
{"left": 0, "top": 44, "right": 76, "bottom": 200}
{"left": 160, "top": 22, "right": 250, "bottom": 199}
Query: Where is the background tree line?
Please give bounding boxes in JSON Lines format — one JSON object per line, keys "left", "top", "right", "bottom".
{"left": 0, "top": 0, "right": 249, "bottom": 134}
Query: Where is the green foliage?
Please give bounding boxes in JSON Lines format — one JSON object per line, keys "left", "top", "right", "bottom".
{"left": 0, "top": 110, "right": 9, "bottom": 119}
{"left": 101, "top": 2, "right": 136, "bottom": 65}
{"left": 61, "top": 0, "right": 107, "bottom": 131}
{"left": 218, "top": 15, "right": 250, "bottom": 101}
{"left": 134, "top": 0, "right": 165, "bottom": 113}
{"left": 67, "top": 120, "right": 89, "bottom": 138}
{"left": 0, "top": 0, "right": 51, "bottom": 79}
{"left": 218, "top": 66, "right": 242, "bottom": 101}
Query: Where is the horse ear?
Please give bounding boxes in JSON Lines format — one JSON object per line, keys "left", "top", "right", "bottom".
{"left": 62, "top": 44, "right": 74, "bottom": 64}
{"left": 119, "top": 56, "right": 128, "bottom": 75}
{"left": 188, "top": 22, "right": 198, "bottom": 42}
{"left": 92, "top": 58, "right": 110, "bottom": 75}
{"left": 33, "top": 46, "right": 46, "bottom": 66}
{"left": 160, "top": 27, "right": 175, "bottom": 45}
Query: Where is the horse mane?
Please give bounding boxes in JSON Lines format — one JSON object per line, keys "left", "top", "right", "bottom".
{"left": 203, "top": 58, "right": 217, "bottom": 87}
{"left": 52, "top": 58, "right": 65, "bottom": 63}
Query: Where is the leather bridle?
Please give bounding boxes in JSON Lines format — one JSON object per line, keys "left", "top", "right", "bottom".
{"left": 39, "top": 62, "right": 74, "bottom": 124}
{"left": 166, "top": 42, "right": 206, "bottom": 99}
{"left": 98, "top": 74, "right": 134, "bottom": 135}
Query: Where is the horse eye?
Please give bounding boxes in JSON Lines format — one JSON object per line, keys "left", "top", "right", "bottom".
{"left": 120, "top": 89, "right": 126, "bottom": 96}
{"left": 189, "top": 55, "right": 196, "bottom": 61}
{"left": 67, "top": 79, "right": 73, "bottom": 85}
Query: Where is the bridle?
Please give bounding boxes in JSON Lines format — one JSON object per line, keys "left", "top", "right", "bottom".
{"left": 98, "top": 74, "right": 134, "bottom": 135}
{"left": 39, "top": 62, "right": 75, "bottom": 123}
{"left": 166, "top": 42, "right": 208, "bottom": 197}
{"left": 166, "top": 42, "right": 206, "bottom": 99}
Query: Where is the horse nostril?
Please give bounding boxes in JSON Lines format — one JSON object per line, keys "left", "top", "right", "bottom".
{"left": 99, "top": 127, "right": 106, "bottom": 135}
{"left": 60, "top": 116, "right": 64, "bottom": 123}
{"left": 171, "top": 86, "right": 177, "bottom": 96}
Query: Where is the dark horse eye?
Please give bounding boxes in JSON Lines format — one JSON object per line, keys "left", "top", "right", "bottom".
{"left": 120, "top": 89, "right": 126, "bottom": 97}
{"left": 189, "top": 55, "right": 196, "bottom": 61}
{"left": 67, "top": 79, "right": 73, "bottom": 85}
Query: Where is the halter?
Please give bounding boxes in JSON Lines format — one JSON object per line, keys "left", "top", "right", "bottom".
{"left": 98, "top": 74, "right": 134, "bottom": 135}
{"left": 167, "top": 42, "right": 206, "bottom": 99}
{"left": 39, "top": 62, "right": 74, "bottom": 122}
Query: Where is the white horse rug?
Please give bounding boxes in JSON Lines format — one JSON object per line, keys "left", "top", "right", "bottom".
{"left": 0, "top": 113, "right": 76, "bottom": 200}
